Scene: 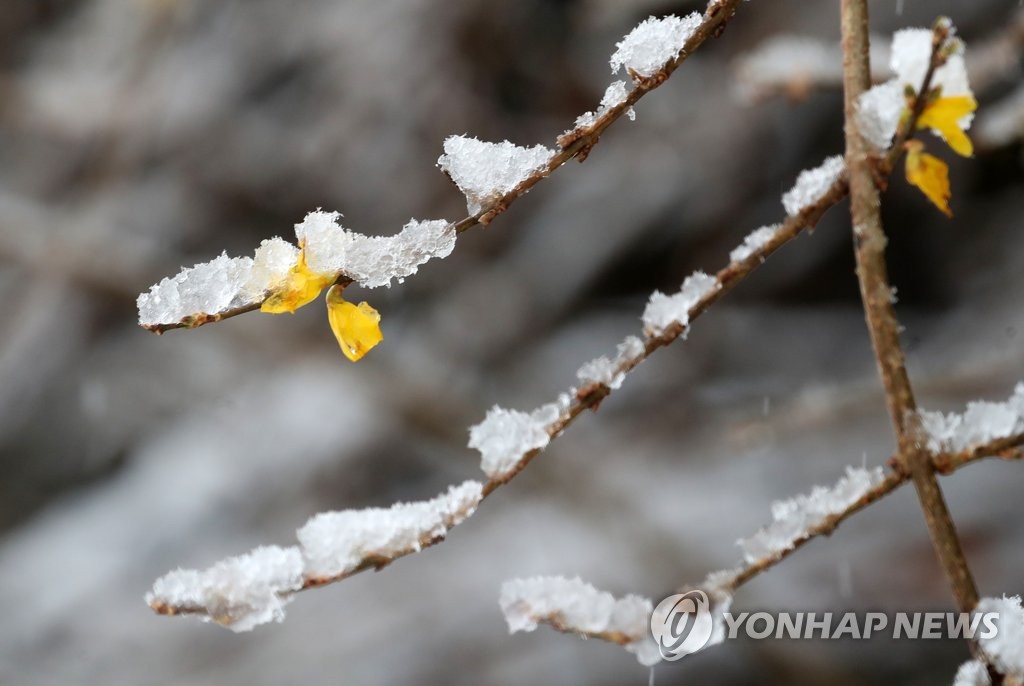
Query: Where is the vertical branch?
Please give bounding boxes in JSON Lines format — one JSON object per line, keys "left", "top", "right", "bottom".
{"left": 840, "top": 0, "right": 985, "bottom": 635}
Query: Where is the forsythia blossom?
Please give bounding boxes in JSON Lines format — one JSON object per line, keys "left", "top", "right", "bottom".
{"left": 325, "top": 285, "right": 383, "bottom": 362}
{"left": 261, "top": 241, "right": 383, "bottom": 361}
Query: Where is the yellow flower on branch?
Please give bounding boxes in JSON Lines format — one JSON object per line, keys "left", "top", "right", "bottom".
{"left": 261, "top": 241, "right": 336, "bottom": 314}
{"left": 904, "top": 140, "right": 952, "bottom": 217}
{"left": 916, "top": 94, "right": 976, "bottom": 157}
{"left": 326, "top": 285, "right": 383, "bottom": 362}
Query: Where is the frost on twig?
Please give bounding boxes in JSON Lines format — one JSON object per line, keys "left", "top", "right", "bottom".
{"left": 737, "top": 466, "right": 886, "bottom": 564}
{"left": 147, "top": 481, "right": 483, "bottom": 629}
{"left": 576, "top": 336, "right": 645, "bottom": 392}
{"left": 436, "top": 136, "right": 552, "bottom": 216}
{"left": 729, "top": 224, "right": 780, "bottom": 264}
{"left": 781, "top": 155, "right": 846, "bottom": 217}
{"left": 610, "top": 13, "right": 703, "bottom": 79}
{"left": 641, "top": 271, "right": 720, "bottom": 337}
{"left": 468, "top": 403, "right": 567, "bottom": 480}
{"left": 499, "top": 576, "right": 660, "bottom": 666}
{"left": 914, "top": 384, "right": 1024, "bottom": 453}
{"left": 137, "top": 211, "right": 455, "bottom": 327}
{"left": 975, "top": 595, "right": 1024, "bottom": 678}
{"left": 146, "top": 545, "right": 304, "bottom": 632}
{"left": 571, "top": 81, "right": 635, "bottom": 131}
{"left": 298, "top": 480, "right": 483, "bottom": 581}
{"left": 856, "top": 26, "right": 974, "bottom": 150}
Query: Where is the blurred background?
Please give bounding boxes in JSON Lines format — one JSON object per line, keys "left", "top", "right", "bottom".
{"left": 0, "top": 0, "right": 1022, "bottom": 684}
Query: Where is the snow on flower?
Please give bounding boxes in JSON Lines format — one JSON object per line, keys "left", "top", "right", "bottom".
{"left": 437, "top": 135, "right": 552, "bottom": 215}
{"left": 137, "top": 211, "right": 455, "bottom": 326}
{"left": 298, "top": 480, "right": 483, "bottom": 580}
{"left": 610, "top": 13, "right": 703, "bottom": 79}
{"left": 737, "top": 466, "right": 886, "bottom": 564}
{"left": 781, "top": 155, "right": 845, "bottom": 217}
{"left": 500, "top": 576, "right": 659, "bottom": 666}
{"left": 914, "top": 384, "right": 1024, "bottom": 453}
{"left": 642, "top": 271, "right": 720, "bottom": 337}
{"left": 468, "top": 404, "right": 562, "bottom": 479}
{"left": 856, "top": 25, "right": 974, "bottom": 150}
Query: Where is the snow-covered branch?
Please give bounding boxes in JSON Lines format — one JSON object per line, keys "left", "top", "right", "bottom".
{"left": 496, "top": 428, "right": 1024, "bottom": 665}
{"left": 689, "top": 430, "right": 1024, "bottom": 599}
{"left": 146, "top": 160, "right": 849, "bottom": 627}
{"left": 138, "top": 2, "right": 744, "bottom": 334}
{"left": 499, "top": 576, "right": 660, "bottom": 666}
{"left": 147, "top": 481, "right": 482, "bottom": 630}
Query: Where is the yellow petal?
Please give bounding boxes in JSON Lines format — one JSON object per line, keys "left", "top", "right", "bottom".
{"left": 261, "top": 242, "right": 335, "bottom": 314}
{"left": 904, "top": 140, "right": 952, "bottom": 217}
{"left": 916, "top": 94, "right": 977, "bottom": 157}
{"left": 326, "top": 285, "right": 383, "bottom": 362}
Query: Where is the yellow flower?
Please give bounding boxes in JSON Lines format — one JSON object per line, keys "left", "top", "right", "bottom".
{"left": 916, "top": 94, "right": 976, "bottom": 158}
{"left": 904, "top": 140, "right": 952, "bottom": 217}
{"left": 326, "top": 285, "right": 383, "bottom": 362}
{"left": 261, "top": 241, "right": 336, "bottom": 314}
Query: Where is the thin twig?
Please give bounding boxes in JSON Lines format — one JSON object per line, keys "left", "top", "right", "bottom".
{"left": 933, "top": 433, "right": 1024, "bottom": 474}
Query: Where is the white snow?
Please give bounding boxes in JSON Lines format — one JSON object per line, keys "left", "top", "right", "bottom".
{"left": 137, "top": 211, "right": 456, "bottom": 325}
{"left": 976, "top": 595, "right": 1024, "bottom": 675}
{"left": 642, "top": 271, "right": 719, "bottom": 337}
{"left": 856, "top": 79, "right": 906, "bottom": 149}
{"left": 468, "top": 404, "right": 562, "bottom": 479}
{"left": 145, "top": 545, "right": 304, "bottom": 632}
{"left": 857, "top": 26, "right": 974, "bottom": 151}
{"left": 891, "top": 28, "right": 971, "bottom": 100}
{"left": 914, "top": 384, "right": 1024, "bottom": 453}
{"left": 137, "top": 252, "right": 255, "bottom": 327}
{"left": 573, "top": 81, "right": 634, "bottom": 131}
{"left": 246, "top": 237, "right": 300, "bottom": 295}
{"left": 437, "top": 135, "right": 552, "bottom": 215}
{"left": 737, "top": 466, "right": 886, "bottom": 564}
{"left": 297, "top": 480, "right": 483, "bottom": 580}
{"left": 294, "top": 211, "right": 456, "bottom": 288}
{"left": 781, "top": 155, "right": 845, "bottom": 217}
{"left": 146, "top": 479, "right": 483, "bottom": 629}
{"left": 500, "top": 576, "right": 658, "bottom": 666}
{"left": 729, "top": 224, "right": 779, "bottom": 263}
{"left": 951, "top": 660, "right": 991, "bottom": 686}
{"left": 610, "top": 13, "right": 703, "bottom": 79}
{"left": 576, "top": 335, "right": 646, "bottom": 391}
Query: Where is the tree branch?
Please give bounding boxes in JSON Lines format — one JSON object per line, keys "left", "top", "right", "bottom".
{"left": 142, "top": 0, "right": 743, "bottom": 335}
{"left": 699, "top": 434, "right": 1024, "bottom": 595}
{"left": 839, "top": 6, "right": 998, "bottom": 678}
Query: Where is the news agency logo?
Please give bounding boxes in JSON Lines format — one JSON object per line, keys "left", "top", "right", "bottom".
{"left": 650, "top": 590, "right": 715, "bottom": 661}
{"left": 650, "top": 593, "right": 1004, "bottom": 662}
